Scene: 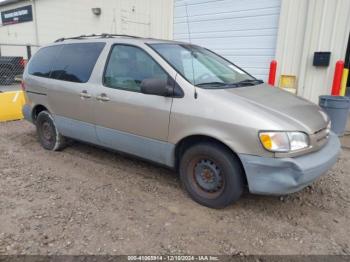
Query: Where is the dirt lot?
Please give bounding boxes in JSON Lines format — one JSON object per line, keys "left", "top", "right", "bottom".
{"left": 0, "top": 120, "right": 349, "bottom": 255}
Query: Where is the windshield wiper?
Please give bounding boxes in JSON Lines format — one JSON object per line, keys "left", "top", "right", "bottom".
{"left": 232, "top": 79, "right": 264, "bottom": 86}
{"left": 196, "top": 79, "right": 264, "bottom": 88}
{"left": 196, "top": 82, "right": 227, "bottom": 87}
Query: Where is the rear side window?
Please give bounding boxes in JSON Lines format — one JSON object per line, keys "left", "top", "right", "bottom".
{"left": 50, "top": 43, "right": 105, "bottom": 83}
{"left": 28, "top": 42, "right": 105, "bottom": 83}
{"left": 28, "top": 45, "right": 61, "bottom": 78}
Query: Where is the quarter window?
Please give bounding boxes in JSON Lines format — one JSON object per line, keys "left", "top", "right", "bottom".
{"left": 104, "top": 45, "right": 168, "bottom": 92}
{"left": 28, "top": 43, "right": 105, "bottom": 83}
{"left": 50, "top": 43, "right": 105, "bottom": 83}
{"left": 28, "top": 45, "right": 61, "bottom": 78}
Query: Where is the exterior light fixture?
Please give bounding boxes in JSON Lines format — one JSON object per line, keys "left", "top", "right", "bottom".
{"left": 92, "top": 7, "right": 102, "bottom": 16}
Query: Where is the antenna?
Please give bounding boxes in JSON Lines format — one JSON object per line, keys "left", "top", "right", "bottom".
{"left": 185, "top": 4, "right": 192, "bottom": 43}
{"left": 185, "top": 3, "right": 198, "bottom": 99}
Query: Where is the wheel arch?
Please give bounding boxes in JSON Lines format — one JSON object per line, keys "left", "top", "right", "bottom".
{"left": 174, "top": 134, "right": 247, "bottom": 184}
{"left": 31, "top": 104, "right": 49, "bottom": 123}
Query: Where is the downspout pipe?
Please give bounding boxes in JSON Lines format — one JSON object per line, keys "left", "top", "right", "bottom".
{"left": 32, "top": 0, "right": 39, "bottom": 46}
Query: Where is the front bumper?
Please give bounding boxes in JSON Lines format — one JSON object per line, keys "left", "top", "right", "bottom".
{"left": 239, "top": 132, "right": 341, "bottom": 195}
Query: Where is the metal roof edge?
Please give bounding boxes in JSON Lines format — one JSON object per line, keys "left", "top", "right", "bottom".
{"left": 0, "top": 0, "right": 26, "bottom": 8}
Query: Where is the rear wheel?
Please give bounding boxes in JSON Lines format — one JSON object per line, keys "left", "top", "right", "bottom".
{"left": 36, "top": 111, "right": 66, "bottom": 151}
{"left": 179, "top": 142, "right": 244, "bottom": 208}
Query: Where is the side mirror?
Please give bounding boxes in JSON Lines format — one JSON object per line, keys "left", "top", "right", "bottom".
{"left": 140, "top": 78, "right": 173, "bottom": 97}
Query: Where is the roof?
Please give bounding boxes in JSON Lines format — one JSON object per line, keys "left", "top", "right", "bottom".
{"left": 0, "top": 0, "right": 25, "bottom": 7}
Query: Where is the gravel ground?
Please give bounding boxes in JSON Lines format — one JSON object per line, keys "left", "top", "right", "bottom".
{"left": 0, "top": 120, "right": 349, "bottom": 255}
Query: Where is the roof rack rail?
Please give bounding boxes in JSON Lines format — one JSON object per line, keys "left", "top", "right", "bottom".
{"left": 101, "top": 33, "right": 140, "bottom": 38}
{"left": 54, "top": 33, "right": 141, "bottom": 42}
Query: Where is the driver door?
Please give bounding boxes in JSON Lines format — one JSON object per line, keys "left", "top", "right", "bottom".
{"left": 94, "top": 44, "right": 174, "bottom": 163}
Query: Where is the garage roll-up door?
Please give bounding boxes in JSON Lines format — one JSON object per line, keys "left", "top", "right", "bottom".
{"left": 173, "top": 0, "right": 281, "bottom": 81}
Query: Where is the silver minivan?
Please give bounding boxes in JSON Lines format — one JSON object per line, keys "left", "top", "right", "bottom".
{"left": 22, "top": 34, "right": 341, "bottom": 208}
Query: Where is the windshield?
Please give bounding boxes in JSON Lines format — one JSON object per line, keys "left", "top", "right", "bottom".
{"left": 150, "top": 43, "right": 260, "bottom": 88}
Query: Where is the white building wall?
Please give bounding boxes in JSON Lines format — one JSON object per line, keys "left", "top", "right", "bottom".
{"left": 0, "top": 1, "right": 37, "bottom": 58}
{"left": 0, "top": 1, "right": 36, "bottom": 45}
{"left": 33, "top": 0, "right": 173, "bottom": 44}
{"left": 275, "top": 0, "right": 350, "bottom": 103}
{"left": 0, "top": 0, "right": 173, "bottom": 48}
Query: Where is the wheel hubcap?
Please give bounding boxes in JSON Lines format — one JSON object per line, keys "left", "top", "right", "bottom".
{"left": 194, "top": 159, "right": 222, "bottom": 193}
{"left": 42, "top": 121, "right": 53, "bottom": 141}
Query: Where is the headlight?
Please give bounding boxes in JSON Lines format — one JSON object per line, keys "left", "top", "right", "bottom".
{"left": 259, "top": 131, "right": 309, "bottom": 152}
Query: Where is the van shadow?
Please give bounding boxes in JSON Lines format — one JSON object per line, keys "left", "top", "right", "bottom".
{"left": 58, "top": 139, "right": 328, "bottom": 219}
{"left": 63, "top": 139, "right": 179, "bottom": 183}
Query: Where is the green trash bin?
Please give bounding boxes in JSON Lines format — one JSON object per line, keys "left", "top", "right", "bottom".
{"left": 319, "top": 95, "right": 350, "bottom": 136}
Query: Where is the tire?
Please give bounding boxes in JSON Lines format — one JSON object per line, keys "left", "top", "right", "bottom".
{"left": 0, "top": 68, "right": 15, "bottom": 85}
{"left": 36, "top": 111, "right": 66, "bottom": 151}
{"left": 179, "top": 142, "right": 244, "bottom": 208}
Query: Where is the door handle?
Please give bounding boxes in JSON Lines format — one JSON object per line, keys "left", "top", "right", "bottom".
{"left": 96, "top": 93, "right": 110, "bottom": 102}
{"left": 80, "top": 90, "right": 91, "bottom": 99}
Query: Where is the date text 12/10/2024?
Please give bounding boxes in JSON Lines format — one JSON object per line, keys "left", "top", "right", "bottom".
{"left": 128, "top": 256, "right": 219, "bottom": 261}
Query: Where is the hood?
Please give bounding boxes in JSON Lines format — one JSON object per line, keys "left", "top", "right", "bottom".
{"left": 217, "top": 84, "right": 328, "bottom": 134}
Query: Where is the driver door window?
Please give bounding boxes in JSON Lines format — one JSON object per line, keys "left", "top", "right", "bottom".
{"left": 104, "top": 45, "right": 168, "bottom": 92}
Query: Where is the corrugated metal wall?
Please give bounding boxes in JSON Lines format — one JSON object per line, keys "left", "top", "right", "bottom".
{"left": 173, "top": 0, "right": 281, "bottom": 80}
{"left": 275, "top": 0, "right": 350, "bottom": 102}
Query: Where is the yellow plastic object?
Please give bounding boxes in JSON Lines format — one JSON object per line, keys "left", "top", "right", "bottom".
{"left": 0, "top": 91, "right": 26, "bottom": 122}
{"left": 340, "top": 68, "right": 349, "bottom": 96}
{"left": 279, "top": 75, "right": 297, "bottom": 94}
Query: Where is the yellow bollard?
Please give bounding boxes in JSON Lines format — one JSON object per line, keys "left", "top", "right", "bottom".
{"left": 340, "top": 68, "right": 349, "bottom": 96}
{"left": 0, "top": 91, "right": 26, "bottom": 122}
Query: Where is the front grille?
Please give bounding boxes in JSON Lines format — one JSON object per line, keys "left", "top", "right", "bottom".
{"left": 312, "top": 126, "right": 330, "bottom": 149}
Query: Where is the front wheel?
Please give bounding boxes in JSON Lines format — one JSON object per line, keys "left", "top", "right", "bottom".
{"left": 179, "top": 142, "right": 244, "bottom": 208}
